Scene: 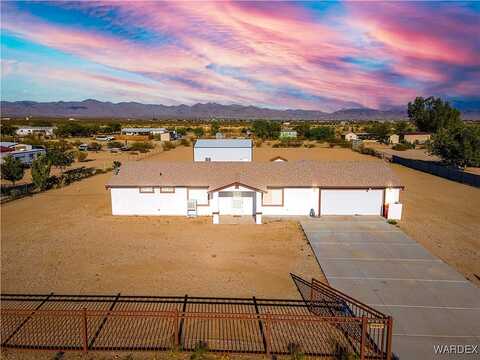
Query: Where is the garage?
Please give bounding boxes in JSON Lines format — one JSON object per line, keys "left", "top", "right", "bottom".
{"left": 320, "top": 189, "right": 383, "bottom": 216}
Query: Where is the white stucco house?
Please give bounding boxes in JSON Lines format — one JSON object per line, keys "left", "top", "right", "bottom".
{"left": 121, "top": 127, "right": 171, "bottom": 141}
{"left": 106, "top": 161, "right": 404, "bottom": 223}
{"left": 194, "top": 139, "right": 252, "bottom": 162}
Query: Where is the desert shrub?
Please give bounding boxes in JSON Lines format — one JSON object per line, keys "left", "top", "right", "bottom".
{"left": 255, "top": 139, "right": 263, "bottom": 147}
{"left": 190, "top": 341, "right": 208, "bottom": 360}
{"left": 329, "top": 139, "right": 351, "bottom": 148}
{"left": 31, "top": 154, "right": 51, "bottom": 190}
{"left": 76, "top": 151, "right": 88, "bottom": 162}
{"left": 273, "top": 140, "right": 303, "bottom": 148}
{"left": 392, "top": 143, "right": 410, "bottom": 151}
{"left": 162, "top": 141, "right": 176, "bottom": 151}
{"left": 72, "top": 140, "right": 83, "bottom": 147}
{"left": 304, "top": 143, "right": 315, "bottom": 148}
{"left": 355, "top": 145, "right": 379, "bottom": 157}
{"left": 180, "top": 138, "right": 191, "bottom": 147}
{"left": 130, "top": 141, "right": 154, "bottom": 153}
{"left": 88, "top": 142, "right": 102, "bottom": 151}
{"left": 288, "top": 342, "right": 305, "bottom": 360}
{"left": 107, "top": 141, "right": 123, "bottom": 148}
{"left": 387, "top": 219, "right": 398, "bottom": 225}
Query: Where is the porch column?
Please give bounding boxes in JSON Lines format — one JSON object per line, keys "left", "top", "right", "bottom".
{"left": 212, "top": 191, "right": 220, "bottom": 224}
{"left": 255, "top": 191, "right": 262, "bottom": 224}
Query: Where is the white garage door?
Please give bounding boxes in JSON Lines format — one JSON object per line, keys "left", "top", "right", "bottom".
{"left": 321, "top": 189, "right": 383, "bottom": 215}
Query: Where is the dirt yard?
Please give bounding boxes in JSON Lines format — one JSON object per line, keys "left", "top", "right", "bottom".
{"left": 0, "top": 162, "right": 323, "bottom": 297}
{"left": 1, "top": 145, "right": 479, "bottom": 300}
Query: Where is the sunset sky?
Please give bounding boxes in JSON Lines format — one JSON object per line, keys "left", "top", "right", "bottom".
{"left": 1, "top": 1, "right": 479, "bottom": 112}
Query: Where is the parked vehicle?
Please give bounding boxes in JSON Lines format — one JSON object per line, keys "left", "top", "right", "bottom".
{"left": 78, "top": 144, "right": 88, "bottom": 151}
{"left": 95, "top": 136, "right": 115, "bottom": 141}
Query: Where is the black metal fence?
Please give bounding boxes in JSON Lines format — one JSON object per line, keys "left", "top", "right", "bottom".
{"left": 392, "top": 155, "right": 480, "bottom": 187}
{"left": 1, "top": 276, "right": 393, "bottom": 359}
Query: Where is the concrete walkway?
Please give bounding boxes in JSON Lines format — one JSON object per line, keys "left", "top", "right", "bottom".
{"left": 300, "top": 216, "right": 480, "bottom": 360}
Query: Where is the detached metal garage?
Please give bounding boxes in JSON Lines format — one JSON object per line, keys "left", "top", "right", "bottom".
{"left": 320, "top": 189, "right": 383, "bottom": 216}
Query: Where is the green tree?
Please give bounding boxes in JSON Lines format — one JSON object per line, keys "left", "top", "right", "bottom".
{"left": 394, "top": 121, "right": 411, "bottom": 134}
{"left": 407, "top": 96, "right": 461, "bottom": 133}
{"left": 47, "top": 148, "right": 74, "bottom": 174}
{"left": 294, "top": 123, "right": 311, "bottom": 139}
{"left": 0, "top": 124, "right": 18, "bottom": 137}
{"left": 31, "top": 154, "right": 52, "bottom": 190}
{"left": 368, "top": 122, "right": 391, "bottom": 144}
{"left": 309, "top": 126, "right": 335, "bottom": 141}
{"left": 193, "top": 127, "right": 204, "bottom": 137}
{"left": 1, "top": 156, "right": 24, "bottom": 186}
{"left": 252, "top": 120, "right": 280, "bottom": 139}
{"left": 430, "top": 124, "right": 480, "bottom": 168}
{"left": 210, "top": 121, "right": 220, "bottom": 136}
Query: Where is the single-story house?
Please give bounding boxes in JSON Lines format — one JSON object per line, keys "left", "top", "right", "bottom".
{"left": 121, "top": 127, "right": 170, "bottom": 141}
{"left": 16, "top": 126, "right": 55, "bottom": 137}
{"left": 106, "top": 160, "right": 404, "bottom": 224}
{"left": 342, "top": 132, "right": 358, "bottom": 141}
{"left": 401, "top": 132, "right": 431, "bottom": 144}
{"left": 389, "top": 134, "right": 400, "bottom": 144}
{"left": 194, "top": 139, "right": 252, "bottom": 162}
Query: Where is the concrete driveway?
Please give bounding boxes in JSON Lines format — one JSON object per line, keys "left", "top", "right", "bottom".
{"left": 300, "top": 216, "right": 480, "bottom": 360}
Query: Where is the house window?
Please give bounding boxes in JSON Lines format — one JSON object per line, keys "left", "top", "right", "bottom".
{"left": 139, "top": 187, "right": 154, "bottom": 193}
{"left": 263, "top": 188, "right": 283, "bottom": 206}
{"left": 160, "top": 187, "right": 175, "bottom": 193}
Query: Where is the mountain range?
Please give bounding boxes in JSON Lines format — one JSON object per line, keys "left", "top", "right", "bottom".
{"left": 1, "top": 100, "right": 479, "bottom": 121}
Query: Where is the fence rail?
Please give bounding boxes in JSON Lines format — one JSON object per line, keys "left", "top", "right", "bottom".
{"left": 1, "top": 276, "right": 392, "bottom": 359}
{"left": 392, "top": 155, "right": 480, "bottom": 187}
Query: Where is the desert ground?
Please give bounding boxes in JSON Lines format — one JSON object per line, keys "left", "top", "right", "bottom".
{"left": 1, "top": 145, "right": 479, "bottom": 301}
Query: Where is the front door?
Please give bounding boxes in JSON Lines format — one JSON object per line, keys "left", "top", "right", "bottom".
{"left": 231, "top": 191, "right": 243, "bottom": 216}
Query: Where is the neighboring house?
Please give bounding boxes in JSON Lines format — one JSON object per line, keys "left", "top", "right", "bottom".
{"left": 342, "top": 132, "right": 358, "bottom": 141}
{"left": 215, "top": 132, "right": 225, "bottom": 139}
{"left": 121, "top": 127, "right": 171, "bottom": 141}
{"left": 106, "top": 160, "right": 404, "bottom": 224}
{"left": 194, "top": 139, "right": 252, "bottom": 162}
{"left": 279, "top": 130, "right": 297, "bottom": 139}
{"left": 16, "top": 126, "right": 55, "bottom": 137}
{"left": 402, "top": 132, "right": 431, "bottom": 144}
{"left": 389, "top": 134, "right": 400, "bottom": 144}
{"left": 0, "top": 142, "right": 46, "bottom": 165}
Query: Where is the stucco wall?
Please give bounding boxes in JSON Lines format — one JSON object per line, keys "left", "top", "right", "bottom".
{"left": 193, "top": 147, "right": 252, "bottom": 162}
{"left": 261, "top": 188, "right": 319, "bottom": 216}
{"left": 111, "top": 187, "right": 188, "bottom": 215}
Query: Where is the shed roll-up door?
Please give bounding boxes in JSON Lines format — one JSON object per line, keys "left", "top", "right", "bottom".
{"left": 320, "top": 189, "right": 383, "bottom": 215}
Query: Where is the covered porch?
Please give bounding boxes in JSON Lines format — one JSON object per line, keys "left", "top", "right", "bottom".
{"left": 209, "top": 182, "right": 264, "bottom": 224}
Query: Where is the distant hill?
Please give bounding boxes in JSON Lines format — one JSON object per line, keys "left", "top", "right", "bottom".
{"left": 1, "top": 99, "right": 478, "bottom": 120}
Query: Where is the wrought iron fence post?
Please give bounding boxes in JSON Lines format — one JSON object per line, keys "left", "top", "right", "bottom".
{"left": 174, "top": 309, "right": 180, "bottom": 349}
{"left": 264, "top": 313, "right": 271, "bottom": 357}
{"left": 386, "top": 316, "right": 393, "bottom": 360}
{"left": 82, "top": 308, "right": 88, "bottom": 353}
{"left": 360, "top": 317, "right": 367, "bottom": 360}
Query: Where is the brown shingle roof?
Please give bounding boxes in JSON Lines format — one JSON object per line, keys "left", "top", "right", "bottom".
{"left": 106, "top": 160, "right": 403, "bottom": 191}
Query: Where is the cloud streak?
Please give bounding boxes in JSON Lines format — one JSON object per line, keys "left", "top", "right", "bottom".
{"left": 1, "top": 1, "right": 479, "bottom": 111}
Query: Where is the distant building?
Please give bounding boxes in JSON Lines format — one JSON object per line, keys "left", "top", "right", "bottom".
{"left": 279, "top": 130, "right": 297, "bottom": 139}
{"left": 270, "top": 156, "right": 288, "bottom": 162}
{"left": 16, "top": 126, "right": 55, "bottom": 137}
{"left": 194, "top": 139, "right": 252, "bottom": 162}
{"left": 342, "top": 132, "right": 358, "bottom": 141}
{"left": 402, "top": 132, "right": 431, "bottom": 144}
{"left": 215, "top": 132, "right": 225, "bottom": 139}
{"left": 121, "top": 127, "right": 170, "bottom": 141}
{"left": 0, "top": 142, "right": 46, "bottom": 165}
{"left": 389, "top": 134, "right": 400, "bottom": 144}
